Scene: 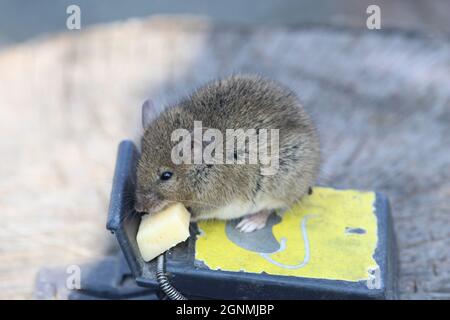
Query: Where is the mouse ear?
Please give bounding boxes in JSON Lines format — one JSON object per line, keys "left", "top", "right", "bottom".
{"left": 141, "top": 99, "right": 158, "bottom": 129}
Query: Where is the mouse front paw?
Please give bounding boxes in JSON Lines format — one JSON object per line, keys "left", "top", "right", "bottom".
{"left": 236, "top": 210, "right": 271, "bottom": 233}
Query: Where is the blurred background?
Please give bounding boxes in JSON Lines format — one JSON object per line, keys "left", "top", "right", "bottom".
{"left": 0, "top": 0, "right": 449, "bottom": 299}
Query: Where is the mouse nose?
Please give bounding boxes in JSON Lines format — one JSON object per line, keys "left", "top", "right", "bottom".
{"left": 135, "top": 191, "right": 162, "bottom": 213}
{"left": 134, "top": 194, "right": 146, "bottom": 212}
{"left": 134, "top": 201, "right": 145, "bottom": 213}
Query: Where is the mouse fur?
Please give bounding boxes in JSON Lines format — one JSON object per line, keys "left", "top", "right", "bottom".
{"left": 135, "top": 74, "right": 320, "bottom": 230}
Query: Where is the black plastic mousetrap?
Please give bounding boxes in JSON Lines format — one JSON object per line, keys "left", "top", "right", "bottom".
{"left": 104, "top": 140, "right": 398, "bottom": 300}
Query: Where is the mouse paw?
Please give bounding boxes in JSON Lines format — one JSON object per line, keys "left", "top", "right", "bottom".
{"left": 236, "top": 210, "right": 271, "bottom": 233}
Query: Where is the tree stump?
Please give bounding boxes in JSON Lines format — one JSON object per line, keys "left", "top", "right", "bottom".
{"left": 0, "top": 17, "right": 449, "bottom": 299}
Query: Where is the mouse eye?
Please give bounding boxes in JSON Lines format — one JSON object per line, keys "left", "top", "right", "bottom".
{"left": 160, "top": 171, "right": 173, "bottom": 181}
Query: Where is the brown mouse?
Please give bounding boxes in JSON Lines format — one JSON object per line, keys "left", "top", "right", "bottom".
{"left": 134, "top": 74, "right": 320, "bottom": 232}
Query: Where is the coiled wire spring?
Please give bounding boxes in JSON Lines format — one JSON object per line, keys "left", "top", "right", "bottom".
{"left": 156, "top": 254, "right": 187, "bottom": 300}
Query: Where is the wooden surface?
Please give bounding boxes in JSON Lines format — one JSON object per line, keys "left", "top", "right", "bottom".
{"left": 0, "top": 17, "right": 449, "bottom": 299}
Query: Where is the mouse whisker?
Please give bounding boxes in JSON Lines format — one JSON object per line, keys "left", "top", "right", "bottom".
{"left": 166, "top": 199, "right": 223, "bottom": 209}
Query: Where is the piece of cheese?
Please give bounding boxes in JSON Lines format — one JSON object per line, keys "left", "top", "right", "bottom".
{"left": 136, "top": 203, "right": 191, "bottom": 262}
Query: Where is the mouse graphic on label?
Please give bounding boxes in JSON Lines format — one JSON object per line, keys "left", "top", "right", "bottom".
{"left": 225, "top": 211, "right": 315, "bottom": 269}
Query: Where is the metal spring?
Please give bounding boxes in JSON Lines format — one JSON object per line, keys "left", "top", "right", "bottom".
{"left": 156, "top": 254, "right": 187, "bottom": 300}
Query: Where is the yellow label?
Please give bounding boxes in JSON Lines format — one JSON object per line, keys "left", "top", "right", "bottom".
{"left": 195, "top": 187, "right": 379, "bottom": 282}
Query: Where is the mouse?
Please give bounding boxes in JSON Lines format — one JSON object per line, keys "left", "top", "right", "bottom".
{"left": 134, "top": 74, "right": 320, "bottom": 232}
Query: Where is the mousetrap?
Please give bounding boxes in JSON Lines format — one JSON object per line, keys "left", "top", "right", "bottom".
{"left": 106, "top": 140, "right": 398, "bottom": 299}
{"left": 35, "top": 140, "right": 397, "bottom": 299}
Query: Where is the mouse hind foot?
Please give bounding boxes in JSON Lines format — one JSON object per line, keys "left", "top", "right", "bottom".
{"left": 236, "top": 210, "right": 272, "bottom": 233}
